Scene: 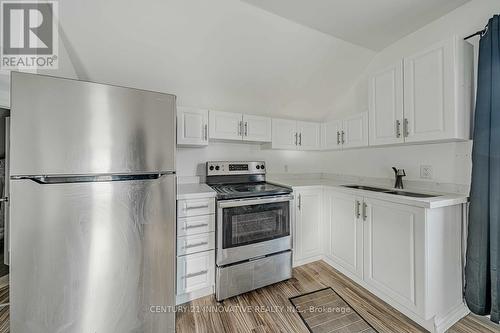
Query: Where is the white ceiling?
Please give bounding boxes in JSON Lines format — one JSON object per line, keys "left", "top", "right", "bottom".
{"left": 241, "top": 0, "right": 470, "bottom": 50}
{"left": 57, "top": 0, "right": 375, "bottom": 121}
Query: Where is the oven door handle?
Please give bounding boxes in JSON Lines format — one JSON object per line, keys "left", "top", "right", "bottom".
{"left": 218, "top": 194, "right": 294, "bottom": 208}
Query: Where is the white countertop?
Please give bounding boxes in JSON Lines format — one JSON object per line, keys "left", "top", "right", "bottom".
{"left": 268, "top": 177, "right": 468, "bottom": 209}
{"left": 177, "top": 183, "right": 216, "bottom": 200}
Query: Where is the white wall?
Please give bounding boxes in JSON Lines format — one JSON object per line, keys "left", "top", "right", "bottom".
{"left": 177, "top": 142, "right": 324, "bottom": 179}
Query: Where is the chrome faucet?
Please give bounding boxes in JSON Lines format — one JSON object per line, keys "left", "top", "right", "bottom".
{"left": 392, "top": 167, "right": 406, "bottom": 189}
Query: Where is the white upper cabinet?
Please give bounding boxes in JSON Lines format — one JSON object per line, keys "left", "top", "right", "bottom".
{"left": 342, "top": 112, "right": 369, "bottom": 149}
{"left": 177, "top": 107, "right": 208, "bottom": 147}
{"left": 209, "top": 111, "right": 271, "bottom": 142}
{"left": 271, "top": 118, "right": 321, "bottom": 150}
{"left": 297, "top": 121, "right": 321, "bottom": 150}
{"left": 322, "top": 112, "right": 368, "bottom": 150}
{"left": 242, "top": 114, "right": 272, "bottom": 142}
{"left": 369, "top": 36, "right": 473, "bottom": 146}
{"left": 369, "top": 62, "right": 404, "bottom": 146}
{"left": 321, "top": 120, "right": 343, "bottom": 151}
{"left": 404, "top": 37, "right": 472, "bottom": 143}
{"left": 209, "top": 110, "right": 243, "bottom": 141}
{"left": 271, "top": 119, "right": 297, "bottom": 149}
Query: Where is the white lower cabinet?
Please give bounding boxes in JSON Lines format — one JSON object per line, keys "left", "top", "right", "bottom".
{"left": 362, "top": 198, "right": 425, "bottom": 317}
{"left": 176, "top": 196, "right": 216, "bottom": 305}
{"left": 323, "top": 189, "right": 363, "bottom": 278}
{"left": 293, "top": 187, "right": 323, "bottom": 265}
{"left": 176, "top": 250, "right": 215, "bottom": 304}
{"left": 322, "top": 188, "right": 466, "bottom": 333}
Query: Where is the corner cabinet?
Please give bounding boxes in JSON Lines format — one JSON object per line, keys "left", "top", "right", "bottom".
{"left": 209, "top": 110, "right": 271, "bottom": 143}
{"left": 177, "top": 107, "right": 209, "bottom": 147}
{"left": 293, "top": 187, "right": 323, "bottom": 266}
{"left": 369, "top": 36, "right": 473, "bottom": 146}
{"left": 271, "top": 119, "right": 321, "bottom": 151}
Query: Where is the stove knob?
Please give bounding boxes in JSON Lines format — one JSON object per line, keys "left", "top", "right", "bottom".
{"left": 215, "top": 165, "right": 220, "bottom": 171}
{"left": 261, "top": 165, "right": 265, "bottom": 169}
{"left": 209, "top": 166, "right": 214, "bottom": 171}
{"left": 256, "top": 165, "right": 260, "bottom": 169}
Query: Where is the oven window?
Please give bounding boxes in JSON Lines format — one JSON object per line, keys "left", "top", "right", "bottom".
{"left": 222, "top": 201, "right": 290, "bottom": 249}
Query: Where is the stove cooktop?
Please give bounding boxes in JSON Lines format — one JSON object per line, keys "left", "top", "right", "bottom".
{"left": 209, "top": 182, "right": 292, "bottom": 200}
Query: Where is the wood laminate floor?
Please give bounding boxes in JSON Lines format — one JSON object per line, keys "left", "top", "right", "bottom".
{"left": 0, "top": 261, "right": 498, "bottom": 332}
{"left": 176, "top": 260, "right": 500, "bottom": 333}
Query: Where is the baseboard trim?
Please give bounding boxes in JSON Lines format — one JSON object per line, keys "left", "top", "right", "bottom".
{"left": 293, "top": 255, "right": 323, "bottom": 267}
{"left": 176, "top": 286, "right": 214, "bottom": 305}
{"left": 434, "top": 302, "right": 469, "bottom": 333}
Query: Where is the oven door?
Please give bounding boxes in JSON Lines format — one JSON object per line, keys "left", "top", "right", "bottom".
{"left": 217, "top": 194, "right": 293, "bottom": 266}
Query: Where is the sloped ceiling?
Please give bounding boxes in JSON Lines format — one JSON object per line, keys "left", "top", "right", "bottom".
{"left": 242, "top": 0, "right": 470, "bottom": 51}
{"left": 58, "top": 0, "right": 375, "bottom": 121}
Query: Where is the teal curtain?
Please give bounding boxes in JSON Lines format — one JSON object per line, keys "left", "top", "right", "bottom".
{"left": 465, "top": 15, "right": 500, "bottom": 323}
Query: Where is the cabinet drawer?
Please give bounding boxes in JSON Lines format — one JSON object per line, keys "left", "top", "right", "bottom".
{"left": 177, "top": 233, "right": 215, "bottom": 256}
{"left": 177, "top": 197, "right": 215, "bottom": 218}
{"left": 177, "top": 250, "right": 215, "bottom": 295}
{"left": 177, "top": 214, "right": 215, "bottom": 237}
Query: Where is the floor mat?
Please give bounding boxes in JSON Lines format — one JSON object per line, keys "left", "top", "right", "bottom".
{"left": 289, "top": 287, "right": 377, "bottom": 333}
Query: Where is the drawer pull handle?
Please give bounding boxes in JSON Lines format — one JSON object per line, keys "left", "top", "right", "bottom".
{"left": 184, "top": 203, "right": 209, "bottom": 210}
{"left": 184, "top": 241, "right": 209, "bottom": 249}
{"left": 184, "top": 270, "right": 208, "bottom": 279}
{"left": 184, "top": 223, "right": 209, "bottom": 230}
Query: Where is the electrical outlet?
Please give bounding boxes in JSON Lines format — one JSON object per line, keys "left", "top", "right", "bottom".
{"left": 284, "top": 165, "right": 289, "bottom": 173}
{"left": 420, "top": 165, "right": 433, "bottom": 179}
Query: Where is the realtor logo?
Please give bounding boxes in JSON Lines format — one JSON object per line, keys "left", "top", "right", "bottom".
{"left": 1, "top": 1, "right": 58, "bottom": 69}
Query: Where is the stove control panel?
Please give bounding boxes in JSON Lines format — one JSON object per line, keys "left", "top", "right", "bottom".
{"left": 206, "top": 161, "right": 266, "bottom": 176}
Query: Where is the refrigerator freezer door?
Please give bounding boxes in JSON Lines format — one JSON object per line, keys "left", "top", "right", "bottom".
{"left": 10, "top": 174, "right": 176, "bottom": 333}
{"left": 10, "top": 72, "right": 176, "bottom": 176}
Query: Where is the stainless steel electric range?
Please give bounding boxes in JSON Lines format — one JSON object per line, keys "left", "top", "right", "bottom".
{"left": 206, "top": 161, "right": 293, "bottom": 301}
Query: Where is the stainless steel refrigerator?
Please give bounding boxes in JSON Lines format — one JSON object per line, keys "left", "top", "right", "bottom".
{"left": 8, "top": 72, "right": 177, "bottom": 332}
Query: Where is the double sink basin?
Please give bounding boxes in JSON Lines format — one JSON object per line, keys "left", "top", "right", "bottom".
{"left": 342, "top": 185, "right": 441, "bottom": 198}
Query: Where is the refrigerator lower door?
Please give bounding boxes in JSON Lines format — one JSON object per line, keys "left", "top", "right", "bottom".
{"left": 10, "top": 174, "right": 176, "bottom": 333}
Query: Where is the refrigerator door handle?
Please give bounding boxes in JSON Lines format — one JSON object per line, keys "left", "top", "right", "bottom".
{"left": 12, "top": 172, "right": 175, "bottom": 184}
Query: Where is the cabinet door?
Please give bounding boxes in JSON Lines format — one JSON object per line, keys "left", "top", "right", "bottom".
{"left": 369, "top": 63, "right": 404, "bottom": 146}
{"left": 177, "top": 107, "right": 208, "bottom": 146}
{"left": 321, "top": 120, "right": 343, "bottom": 150}
{"left": 294, "top": 188, "right": 322, "bottom": 263}
{"left": 297, "top": 121, "right": 321, "bottom": 150}
{"left": 271, "top": 118, "right": 297, "bottom": 150}
{"left": 363, "top": 198, "right": 425, "bottom": 316}
{"left": 403, "top": 38, "right": 456, "bottom": 143}
{"left": 242, "top": 114, "right": 272, "bottom": 142}
{"left": 324, "top": 190, "right": 363, "bottom": 278}
{"left": 209, "top": 110, "right": 242, "bottom": 141}
{"left": 343, "top": 112, "right": 368, "bottom": 149}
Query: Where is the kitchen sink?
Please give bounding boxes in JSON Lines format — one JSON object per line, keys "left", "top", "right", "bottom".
{"left": 382, "top": 190, "right": 440, "bottom": 198}
{"left": 342, "top": 185, "right": 389, "bottom": 192}
{"left": 342, "top": 185, "right": 441, "bottom": 198}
